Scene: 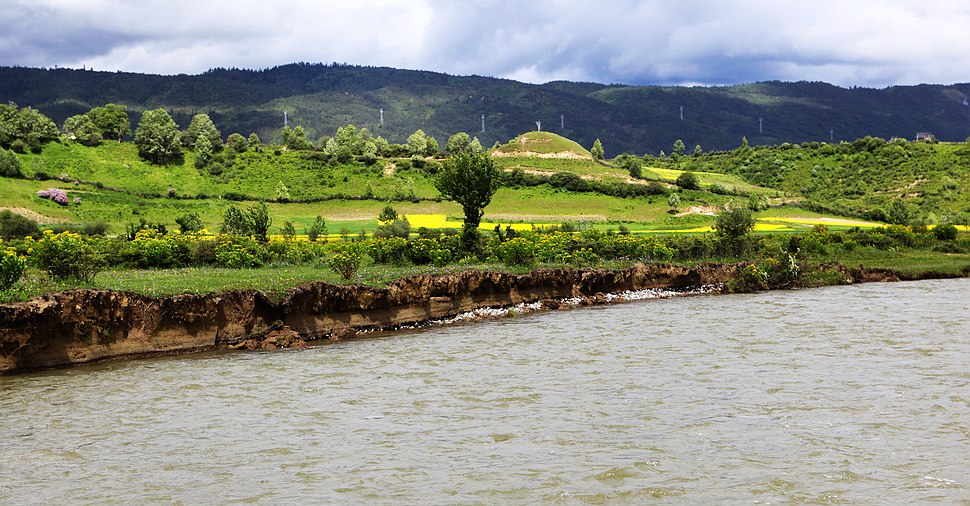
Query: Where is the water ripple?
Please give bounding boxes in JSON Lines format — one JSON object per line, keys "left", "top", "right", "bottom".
{"left": 1, "top": 279, "right": 969, "bottom": 503}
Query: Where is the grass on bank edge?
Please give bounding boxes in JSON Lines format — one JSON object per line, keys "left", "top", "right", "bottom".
{"left": 2, "top": 247, "right": 969, "bottom": 304}
{"left": 0, "top": 260, "right": 582, "bottom": 304}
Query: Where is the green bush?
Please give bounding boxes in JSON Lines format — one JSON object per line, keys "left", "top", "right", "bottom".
{"left": 373, "top": 217, "right": 411, "bottom": 239}
{"left": 366, "top": 237, "right": 408, "bottom": 265}
{"left": 127, "top": 229, "right": 175, "bottom": 268}
{"left": 220, "top": 202, "right": 272, "bottom": 241}
{"left": 175, "top": 212, "right": 204, "bottom": 233}
{"left": 0, "top": 148, "right": 23, "bottom": 178}
{"left": 306, "top": 216, "right": 328, "bottom": 242}
{"left": 215, "top": 241, "right": 260, "bottom": 269}
{"left": 0, "top": 248, "right": 27, "bottom": 291}
{"left": 675, "top": 170, "right": 701, "bottom": 190}
{"left": 33, "top": 230, "right": 105, "bottom": 282}
{"left": 495, "top": 237, "right": 536, "bottom": 266}
{"left": 0, "top": 210, "right": 39, "bottom": 240}
{"left": 430, "top": 248, "right": 452, "bottom": 267}
{"left": 933, "top": 223, "right": 958, "bottom": 241}
{"left": 329, "top": 246, "right": 363, "bottom": 280}
{"left": 728, "top": 264, "right": 769, "bottom": 292}
{"left": 566, "top": 247, "right": 600, "bottom": 267}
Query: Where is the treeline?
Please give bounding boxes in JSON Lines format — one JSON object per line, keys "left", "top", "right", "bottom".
{"left": 5, "top": 64, "right": 970, "bottom": 155}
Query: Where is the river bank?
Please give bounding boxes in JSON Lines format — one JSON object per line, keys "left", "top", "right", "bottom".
{"left": 0, "top": 263, "right": 963, "bottom": 374}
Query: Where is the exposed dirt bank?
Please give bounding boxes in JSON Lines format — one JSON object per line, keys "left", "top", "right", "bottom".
{"left": 0, "top": 263, "right": 959, "bottom": 374}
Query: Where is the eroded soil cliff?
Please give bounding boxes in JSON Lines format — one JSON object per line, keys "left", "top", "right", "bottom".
{"left": 0, "top": 262, "right": 932, "bottom": 374}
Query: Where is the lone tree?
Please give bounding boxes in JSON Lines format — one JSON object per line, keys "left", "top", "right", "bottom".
{"left": 591, "top": 139, "right": 604, "bottom": 160}
{"left": 713, "top": 206, "right": 756, "bottom": 258}
{"left": 435, "top": 151, "right": 500, "bottom": 251}
{"left": 134, "top": 109, "right": 181, "bottom": 165}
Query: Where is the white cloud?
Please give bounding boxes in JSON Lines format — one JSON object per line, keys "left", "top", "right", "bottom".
{"left": 2, "top": 0, "right": 969, "bottom": 87}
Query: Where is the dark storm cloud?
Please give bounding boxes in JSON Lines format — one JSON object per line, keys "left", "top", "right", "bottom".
{"left": 2, "top": 0, "right": 968, "bottom": 87}
{"left": 0, "top": 3, "right": 141, "bottom": 66}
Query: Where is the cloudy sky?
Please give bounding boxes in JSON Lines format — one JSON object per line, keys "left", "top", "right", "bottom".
{"left": 3, "top": 0, "right": 969, "bottom": 87}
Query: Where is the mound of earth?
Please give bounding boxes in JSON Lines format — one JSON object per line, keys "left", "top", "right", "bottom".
{"left": 492, "top": 131, "right": 591, "bottom": 159}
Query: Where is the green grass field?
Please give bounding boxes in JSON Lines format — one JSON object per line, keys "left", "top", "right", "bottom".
{"left": 15, "top": 132, "right": 948, "bottom": 239}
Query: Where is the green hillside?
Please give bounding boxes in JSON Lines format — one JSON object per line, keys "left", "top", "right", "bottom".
{"left": 656, "top": 137, "right": 970, "bottom": 223}
{"left": 3, "top": 64, "right": 970, "bottom": 156}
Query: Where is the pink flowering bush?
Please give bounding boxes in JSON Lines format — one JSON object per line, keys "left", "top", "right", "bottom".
{"left": 37, "top": 188, "right": 69, "bottom": 205}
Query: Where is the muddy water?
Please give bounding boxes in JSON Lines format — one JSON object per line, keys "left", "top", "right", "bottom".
{"left": 2, "top": 279, "right": 969, "bottom": 504}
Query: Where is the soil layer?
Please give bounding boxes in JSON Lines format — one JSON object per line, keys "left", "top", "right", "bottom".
{"left": 0, "top": 263, "right": 953, "bottom": 374}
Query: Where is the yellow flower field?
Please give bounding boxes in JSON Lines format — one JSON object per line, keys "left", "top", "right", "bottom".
{"left": 402, "top": 214, "right": 535, "bottom": 231}
{"left": 762, "top": 217, "right": 881, "bottom": 228}
{"left": 646, "top": 167, "right": 717, "bottom": 179}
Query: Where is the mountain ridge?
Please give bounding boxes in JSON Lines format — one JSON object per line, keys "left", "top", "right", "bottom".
{"left": 2, "top": 63, "right": 969, "bottom": 155}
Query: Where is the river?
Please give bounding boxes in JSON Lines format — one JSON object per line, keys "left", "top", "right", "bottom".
{"left": 2, "top": 279, "right": 969, "bottom": 504}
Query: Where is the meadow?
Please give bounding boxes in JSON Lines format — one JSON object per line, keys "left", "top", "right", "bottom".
{"left": 2, "top": 131, "right": 969, "bottom": 301}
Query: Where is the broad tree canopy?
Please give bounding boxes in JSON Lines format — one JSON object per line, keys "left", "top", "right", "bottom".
{"left": 435, "top": 151, "right": 500, "bottom": 249}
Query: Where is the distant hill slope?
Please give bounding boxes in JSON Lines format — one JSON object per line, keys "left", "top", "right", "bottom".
{"left": 2, "top": 63, "right": 970, "bottom": 155}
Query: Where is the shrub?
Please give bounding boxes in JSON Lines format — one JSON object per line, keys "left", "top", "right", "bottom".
{"left": 175, "top": 212, "right": 204, "bottom": 233}
{"left": 675, "top": 170, "right": 701, "bottom": 190}
{"left": 430, "top": 248, "right": 452, "bottom": 267}
{"left": 761, "top": 255, "right": 799, "bottom": 288}
{"left": 549, "top": 172, "right": 589, "bottom": 192}
{"left": 495, "top": 237, "right": 536, "bottom": 266}
{"left": 567, "top": 247, "right": 600, "bottom": 267}
{"left": 280, "top": 220, "right": 296, "bottom": 240}
{"left": 214, "top": 240, "right": 260, "bottom": 269}
{"left": 127, "top": 229, "right": 175, "bottom": 268}
{"left": 77, "top": 221, "right": 108, "bottom": 237}
{"left": 374, "top": 217, "right": 411, "bottom": 239}
{"left": 220, "top": 202, "right": 272, "bottom": 241}
{"left": 714, "top": 206, "right": 755, "bottom": 257}
{"left": 747, "top": 194, "right": 770, "bottom": 211}
{"left": 406, "top": 237, "right": 440, "bottom": 265}
{"left": 37, "top": 188, "right": 69, "bottom": 205}
{"left": 0, "top": 210, "right": 40, "bottom": 240}
{"left": 33, "top": 230, "right": 104, "bottom": 282}
{"left": 306, "top": 216, "right": 328, "bottom": 242}
{"left": 329, "top": 246, "right": 363, "bottom": 280}
{"left": 125, "top": 218, "right": 167, "bottom": 240}
{"left": 378, "top": 205, "right": 399, "bottom": 223}
{"left": 366, "top": 237, "right": 409, "bottom": 265}
{"left": 0, "top": 148, "right": 23, "bottom": 178}
{"left": 933, "top": 223, "right": 959, "bottom": 241}
{"left": 728, "top": 264, "right": 769, "bottom": 292}
{"left": 629, "top": 161, "right": 642, "bottom": 178}
{"left": 226, "top": 132, "right": 248, "bottom": 152}
{"left": 0, "top": 247, "right": 27, "bottom": 291}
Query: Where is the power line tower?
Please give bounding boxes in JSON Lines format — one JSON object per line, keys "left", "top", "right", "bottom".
{"left": 560, "top": 114, "right": 564, "bottom": 129}
{"left": 283, "top": 110, "right": 288, "bottom": 128}
{"left": 379, "top": 108, "right": 384, "bottom": 127}
{"left": 481, "top": 114, "right": 485, "bottom": 133}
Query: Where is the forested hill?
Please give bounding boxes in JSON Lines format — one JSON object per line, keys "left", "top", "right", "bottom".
{"left": 2, "top": 63, "right": 970, "bottom": 155}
